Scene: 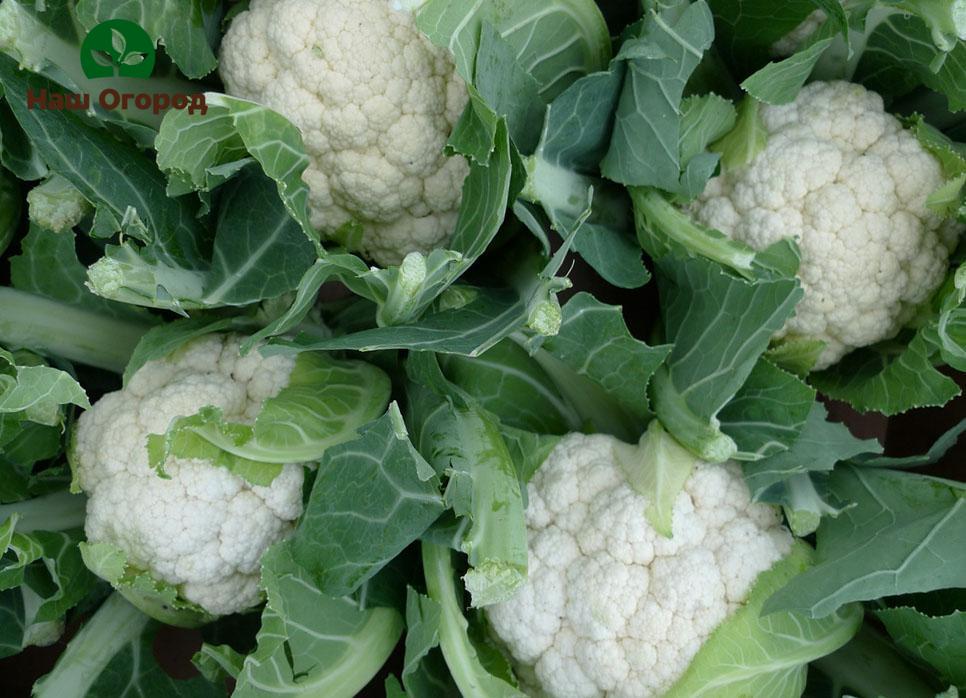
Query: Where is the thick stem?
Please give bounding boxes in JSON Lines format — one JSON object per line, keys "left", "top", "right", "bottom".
{"left": 32, "top": 593, "right": 150, "bottom": 698}
{"left": 812, "top": 624, "right": 939, "bottom": 698}
{"left": 0, "top": 288, "right": 152, "bottom": 373}
{"left": 286, "top": 607, "right": 402, "bottom": 698}
{"left": 631, "top": 188, "right": 756, "bottom": 277}
{"left": 650, "top": 365, "right": 738, "bottom": 463}
{"left": 0, "top": 491, "right": 86, "bottom": 533}
{"left": 421, "top": 543, "right": 526, "bottom": 698}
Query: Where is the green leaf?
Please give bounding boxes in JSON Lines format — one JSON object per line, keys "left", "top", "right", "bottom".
{"left": 416, "top": 0, "right": 611, "bottom": 101}
{"left": 651, "top": 255, "right": 802, "bottom": 461}
{"left": 707, "top": 0, "right": 821, "bottom": 68}
{"left": 156, "top": 93, "right": 316, "bottom": 242}
{"left": 401, "top": 587, "right": 461, "bottom": 696}
{"left": 905, "top": 114, "right": 966, "bottom": 180}
{"left": 743, "top": 402, "right": 881, "bottom": 497}
{"left": 542, "top": 292, "right": 672, "bottom": 424}
{"left": 854, "top": 14, "right": 966, "bottom": 111}
{"left": 666, "top": 541, "right": 862, "bottom": 698}
{"left": 233, "top": 545, "right": 403, "bottom": 698}
{"left": 0, "top": 512, "right": 95, "bottom": 624}
{"left": 273, "top": 287, "right": 528, "bottom": 357}
{"left": 0, "top": 585, "right": 62, "bottom": 659}
{"left": 501, "top": 427, "right": 562, "bottom": 484}
{"left": 780, "top": 473, "right": 849, "bottom": 537}
{"left": 0, "top": 166, "right": 19, "bottom": 256}
{"left": 191, "top": 643, "right": 244, "bottom": 684}
{"left": 852, "top": 419, "right": 966, "bottom": 469}
{"left": 199, "top": 169, "right": 316, "bottom": 306}
{"left": 811, "top": 623, "right": 950, "bottom": 698}
{"left": 287, "top": 405, "right": 445, "bottom": 597}
{"left": 79, "top": 541, "right": 214, "bottom": 628}
{"left": 521, "top": 64, "right": 650, "bottom": 289}
{"left": 0, "top": 100, "right": 47, "bottom": 180}
{"left": 876, "top": 605, "right": 966, "bottom": 690}
{"left": 711, "top": 96, "right": 768, "bottom": 171}
{"left": 810, "top": 332, "right": 960, "bottom": 415}
{"left": 0, "top": 349, "right": 90, "bottom": 423}
{"left": 679, "top": 93, "right": 737, "bottom": 166}
{"left": 33, "top": 593, "right": 222, "bottom": 698}
{"left": 615, "top": 420, "right": 697, "bottom": 537}
{"left": 474, "top": 23, "right": 545, "bottom": 154}
{"left": 601, "top": 0, "right": 716, "bottom": 189}
{"left": 76, "top": 0, "right": 221, "bottom": 78}
{"left": 408, "top": 386, "right": 527, "bottom": 608}
{"left": 765, "top": 336, "right": 827, "bottom": 376}
{"left": 440, "top": 340, "right": 579, "bottom": 434}
{"left": 148, "top": 351, "right": 391, "bottom": 480}
{"left": 10, "top": 226, "right": 147, "bottom": 320}
{"left": 741, "top": 38, "right": 834, "bottom": 105}
{"left": 272, "top": 229, "right": 575, "bottom": 357}
{"left": 718, "top": 358, "right": 816, "bottom": 460}
{"left": 765, "top": 466, "right": 966, "bottom": 618}
{"left": 0, "top": 56, "right": 207, "bottom": 272}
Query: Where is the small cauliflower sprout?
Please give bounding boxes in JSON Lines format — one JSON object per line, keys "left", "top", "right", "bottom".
{"left": 689, "top": 81, "right": 963, "bottom": 369}
{"left": 26, "top": 175, "right": 91, "bottom": 233}
{"left": 71, "top": 333, "right": 390, "bottom": 624}
{"left": 487, "top": 430, "right": 861, "bottom": 698}
{"left": 219, "top": 0, "right": 469, "bottom": 267}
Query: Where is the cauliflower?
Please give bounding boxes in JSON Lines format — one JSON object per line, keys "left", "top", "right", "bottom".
{"left": 487, "top": 432, "right": 793, "bottom": 698}
{"left": 690, "top": 81, "right": 963, "bottom": 369}
{"left": 72, "top": 334, "right": 304, "bottom": 616}
{"left": 26, "top": 175, "right": 91, "bottom": 233}
{"left": 219, "top": 0, "right": 469, "bottom": 267}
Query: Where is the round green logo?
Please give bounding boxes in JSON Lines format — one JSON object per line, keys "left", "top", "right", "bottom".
{"left": 80, "top": 20, "right": 156, "bottom": 79}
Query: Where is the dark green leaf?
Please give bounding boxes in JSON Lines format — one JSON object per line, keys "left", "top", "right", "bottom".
{"left": 765, "top": 466, "right": 966, "bottom": 618}
{"left": 288, "top": 406, "right": 444, "bottom": 596}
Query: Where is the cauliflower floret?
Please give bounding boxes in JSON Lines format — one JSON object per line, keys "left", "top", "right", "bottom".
{"left": 487, "top": 433, "right": 792, "bottom": 698}
{"left": 26, "top": 175, "right": 91, "bottom": 233}
{"left": 691, "top": 81, "right": 963, "bottom": 369}
{"left": 72, "top": 334, "right": 304, "bottom": 616}
{"left": 219, "top": 0, "right": 469, "bottom": 267}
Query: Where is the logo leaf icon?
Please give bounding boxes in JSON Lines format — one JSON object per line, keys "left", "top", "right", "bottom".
{"left": 110, "top": 28, "right": 126, "bottom": 58}
{"left": 122, "top": 52, "right": 146, "bottom": 66}
{"left": 81, "top": 20, "right": 156, "bottom": 80}
{"left": 92, "top": 51, "right": 114, "bottom": 68}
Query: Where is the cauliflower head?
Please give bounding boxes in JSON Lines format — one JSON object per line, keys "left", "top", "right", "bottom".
{"left": 691, "top": 81, "right": 963, "bottom": 369}
{"left": 72, "top": 334, "right": 304, "bottom": 616}
{"left": 219, "top": 0, "right": 469, "bottom": 267}
{"left": 487, "top": 432, "right": 792, "bottom": 698}
{"left": 26, "top": 175, "right": 91, "bottom": 234}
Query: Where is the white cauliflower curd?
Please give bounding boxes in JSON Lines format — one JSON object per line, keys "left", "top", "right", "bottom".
{"left": 487, "top": 432, "right": 793, "bottom": 698}
{"left": 219, "top": 0, "right": 469, "bottom": 267}
{"left": 691, "top": 81, "right": 963, "bottom": 369}
{"left": 72, "top": 334, "right": 304, "bottom": 616}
